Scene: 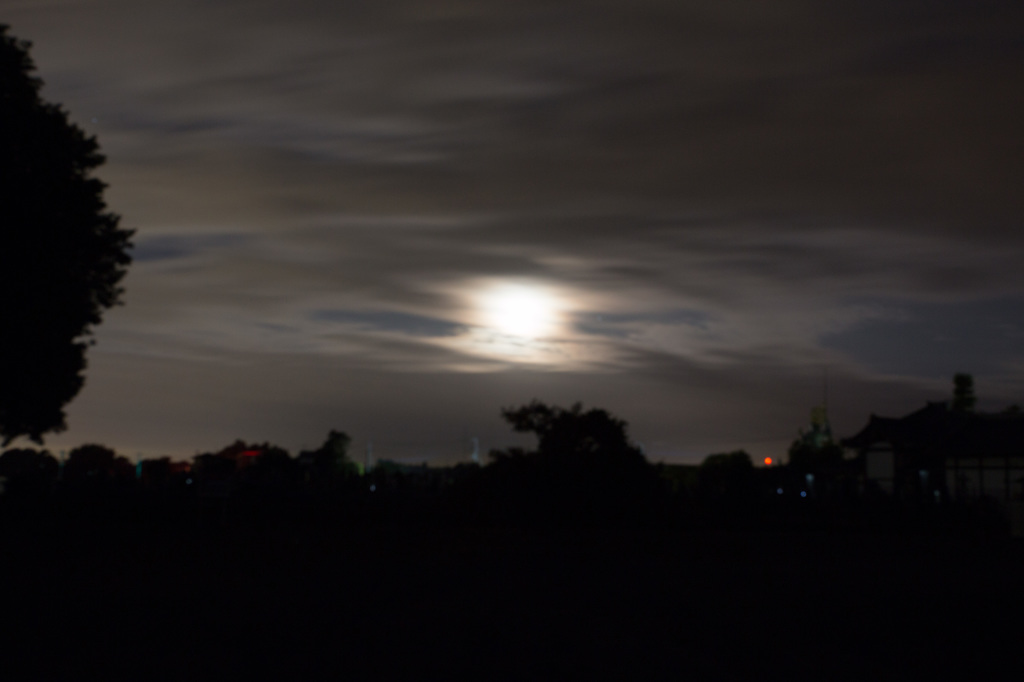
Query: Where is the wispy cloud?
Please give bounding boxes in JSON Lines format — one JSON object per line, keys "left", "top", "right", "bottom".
{"left": 4, "top": 0, "right": 1023, "bottom": 460}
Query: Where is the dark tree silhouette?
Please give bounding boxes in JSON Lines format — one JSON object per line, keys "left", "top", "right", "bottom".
{"left": 697, "top": 450, "right": 755, "bottom": 501}
{"left": 458, "top": 401, "right": 668, "bottom": 526}
{"left": 246, "top": 444, "right": 297, "bottom": 484}
{"left": 952, "top": 373, "right": 976, "bottom": 412}
{"left": 64, "top": 443, "right": 119, "bottom": 479}
{"left": 501, "top": 401, "right": 640, "bottom": 461}
{"left": 787, "top": 438, "right": 844, "bottom": 472}
{"left": 0, "top": 25, "right": 133, "bottom": 444}
{"left": 0, "top": 447, "right": 58, "bottom": 498}
{"left": 63, "top": 443, "right": 132, "bottom": 489}
{"left": 191, "top": 451, "right": 238, "bottom": 480}
{"left": 301, "top": 429, "right": 358, "bottom": 481}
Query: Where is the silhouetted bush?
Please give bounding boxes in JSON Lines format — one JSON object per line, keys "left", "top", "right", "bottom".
{"left": 449, "top": 401, "right": 669, "bottom": 527}
{"left": 298, "top": 430, "right": 360, "bottom": 491}
{"left": 0, "top": 447, "right": 57, "bottom": 500}
{"left": 696, "top": 450, "right": 754, "bottom": 500}
{"left": 64, "top": 443, "right": 132, "bottom": 484}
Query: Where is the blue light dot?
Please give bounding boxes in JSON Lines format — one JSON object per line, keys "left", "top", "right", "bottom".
{"left": 776, "top": 488, "right": 783, "bottom": 495}
{"left": 800, "top": 491, "right": 807, "bottom": 498}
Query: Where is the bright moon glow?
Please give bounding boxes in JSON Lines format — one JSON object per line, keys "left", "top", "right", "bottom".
{"left": 481, "top": 284, "right": 560, "bottom": 339}
{"left": 444, "top": 280, "right": 577, "bottom": 366}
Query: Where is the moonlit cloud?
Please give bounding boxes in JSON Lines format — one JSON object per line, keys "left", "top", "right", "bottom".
{"left": 4, "top": 0, "right": 1023, "bottom": 462}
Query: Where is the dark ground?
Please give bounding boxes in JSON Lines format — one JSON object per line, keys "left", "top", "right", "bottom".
{"left": 1, "top": 515, "right": 1022, "bottom": 681}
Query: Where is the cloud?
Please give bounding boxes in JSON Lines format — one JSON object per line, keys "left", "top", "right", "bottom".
{"left": 821, "top": 296, "right": 1024, "bottom": 378}
{"left": 14, "top": 0, "right": 1020, "bottom": 231}
{"left": 131, "top": 232, "right": 250, "bottom": 262}
{"left": 311, "top": 309, "right": 468, "bottom": 338}
{"left": 4, "top": 1, "right": 1023, "bottom": 460}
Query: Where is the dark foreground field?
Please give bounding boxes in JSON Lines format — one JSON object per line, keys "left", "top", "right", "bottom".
{"left": 2, "top": 518, "right": 1021, "bottom": 680}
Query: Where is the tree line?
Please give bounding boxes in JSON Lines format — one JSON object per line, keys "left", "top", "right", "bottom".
{"left": 1, "top": 399, "right": 1002, "bottom": 532}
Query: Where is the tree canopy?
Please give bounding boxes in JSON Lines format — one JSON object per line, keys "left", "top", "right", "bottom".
{"left": 303, "top": 429, "right": 358, "bottom": 480}
{"left": 460, "top": 401, "right": 667, "bottom": 526}
{"left": 697, "top": 450, "right": 754, "bottom": 500}
{"left": 952, "top": 373, "right": 976, "bottom": 412}
{"left": 0, "top": 25, "right": 132, "bottom": 444}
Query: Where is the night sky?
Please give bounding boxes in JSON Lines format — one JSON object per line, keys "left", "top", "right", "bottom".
{"left": 5, "top": 0, "right": 1024, "bottom": 463}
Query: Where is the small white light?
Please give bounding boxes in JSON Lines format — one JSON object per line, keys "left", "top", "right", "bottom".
{"left": 186, "top": 478, "right": 193, "bottom": 485}
{"left": 369, "top": 484, "right": 376, "bottom": 492}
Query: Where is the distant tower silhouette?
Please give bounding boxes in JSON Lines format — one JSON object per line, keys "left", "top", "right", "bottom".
{"left": 804, "top": 367, "right": 833, "bottom": 447}
{"left": 808, "top": 404, "right": 833, "bottom": 448}
{"left": 793, "top": 369, "right": 834, "bottom": 451}
{"left": 470, "top": 437, "right": 480, "bottom": 464}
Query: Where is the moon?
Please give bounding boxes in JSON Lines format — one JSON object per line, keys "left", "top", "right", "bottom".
{"left": 479, "top": 283, "right": 561, "bottom": 340}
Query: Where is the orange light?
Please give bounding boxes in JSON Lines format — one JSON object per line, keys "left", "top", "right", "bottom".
{"left": 764, "top": 457, "right": 773, "bottom": 466}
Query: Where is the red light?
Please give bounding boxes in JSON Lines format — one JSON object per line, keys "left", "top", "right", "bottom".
{"left": 764, "top": 457, "right": 773, "bottom": 466}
